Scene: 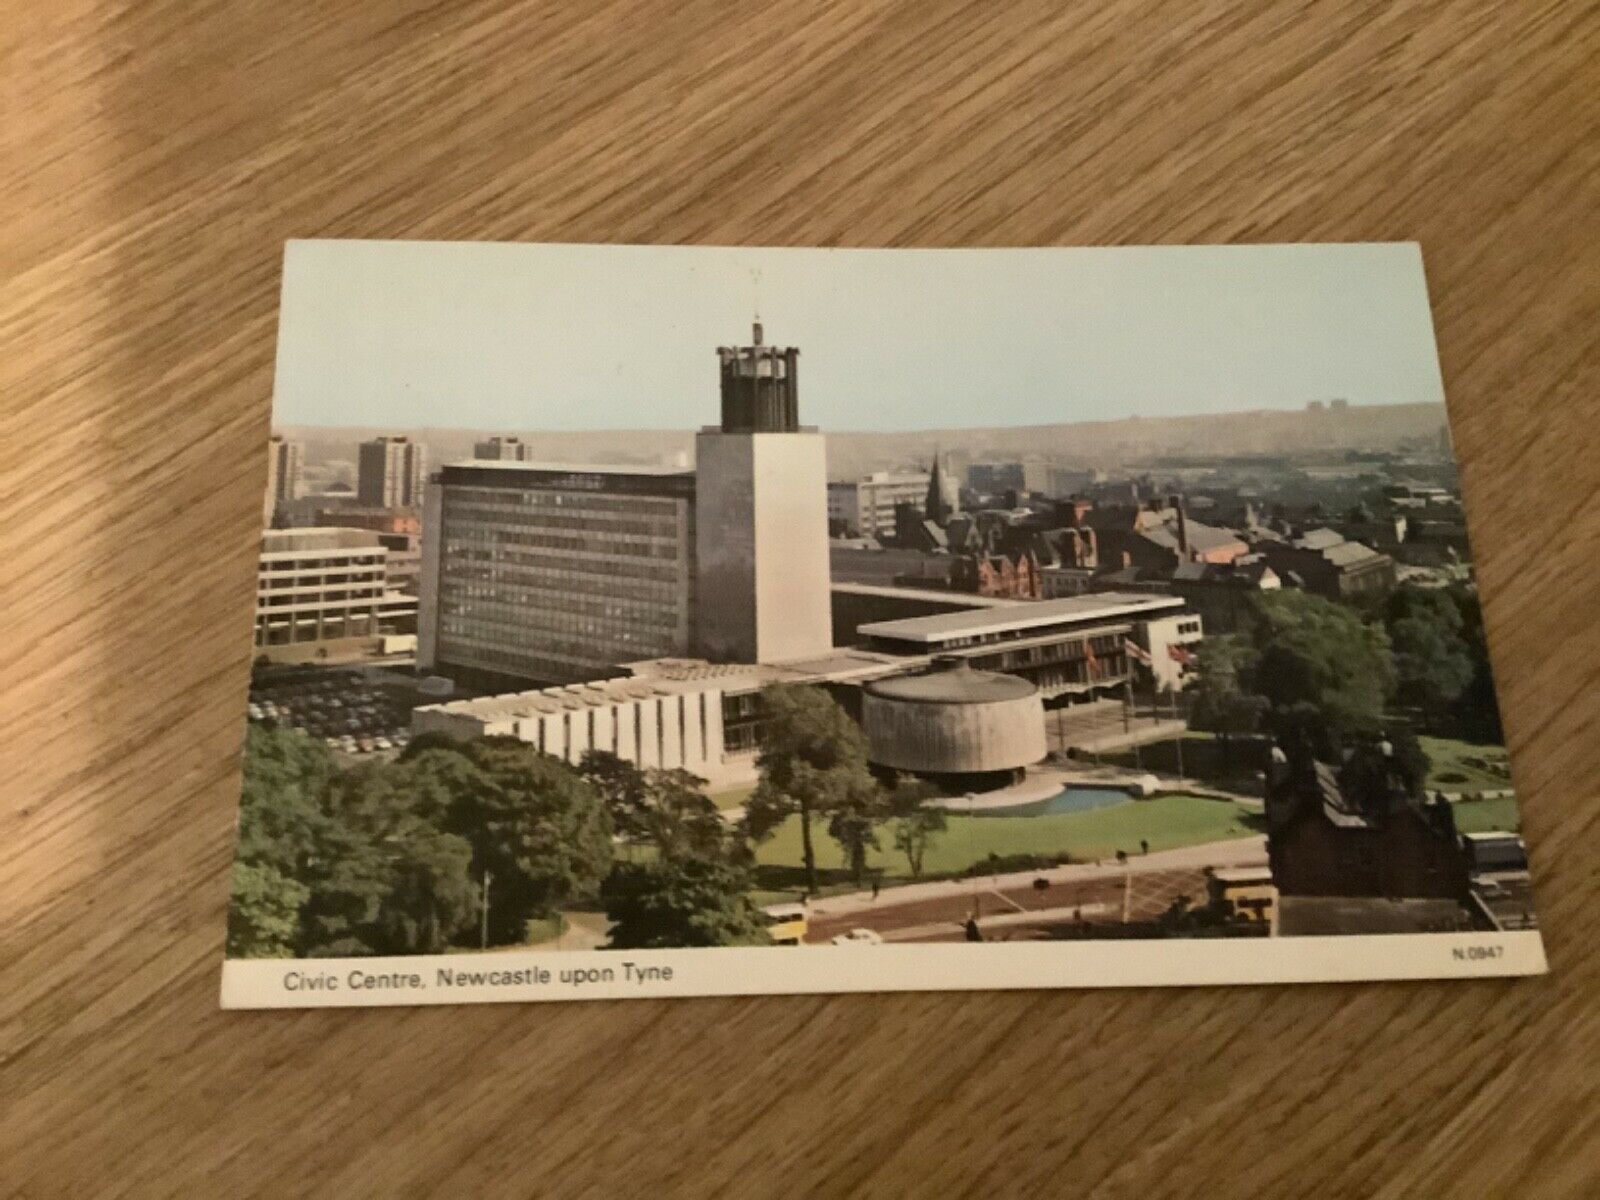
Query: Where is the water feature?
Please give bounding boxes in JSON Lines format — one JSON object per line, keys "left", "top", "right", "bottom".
{"left": 970, "top": 786, "right": 1132, "bottom": 818}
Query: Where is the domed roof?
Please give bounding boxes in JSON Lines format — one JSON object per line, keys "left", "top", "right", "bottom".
{"left": 864, "top": 659, "right": 1037, "bottom": 705}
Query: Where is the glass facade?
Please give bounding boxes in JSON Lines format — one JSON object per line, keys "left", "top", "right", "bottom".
{"left": 433, "top": 469, "right": 695, "bottom": 685}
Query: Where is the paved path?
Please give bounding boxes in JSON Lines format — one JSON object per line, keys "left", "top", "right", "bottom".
{"left": 877, "top": 900, "right": 1118, "bottom": 943}
{"left": 805, "top": 834, "right": 1268, "bottom": 921}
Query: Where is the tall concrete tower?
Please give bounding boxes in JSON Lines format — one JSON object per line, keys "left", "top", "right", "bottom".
{"left": 694, "top": 322, "right": 832, "bottom": 665}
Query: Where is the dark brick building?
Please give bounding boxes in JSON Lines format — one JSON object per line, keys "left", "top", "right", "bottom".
{"left": 1266, "top": 746, "right": 1468, "bottom": 901}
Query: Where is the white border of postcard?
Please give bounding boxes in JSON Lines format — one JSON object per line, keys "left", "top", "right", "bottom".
{"left": 224, "top": 932, "right": 1545, "bottom": 1009}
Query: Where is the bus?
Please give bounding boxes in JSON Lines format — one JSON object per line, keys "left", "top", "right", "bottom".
{"left": 762, "top": 903, "right": 808, "bottom": 946}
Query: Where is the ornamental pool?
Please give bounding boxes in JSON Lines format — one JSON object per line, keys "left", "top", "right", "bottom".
{"left": 970, "top": 786, "right": 1132, "bottom": 818}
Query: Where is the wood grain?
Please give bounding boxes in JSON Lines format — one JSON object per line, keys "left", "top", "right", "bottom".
{"left": 3, "top": 2, "right": 1598, "bottom": 1196}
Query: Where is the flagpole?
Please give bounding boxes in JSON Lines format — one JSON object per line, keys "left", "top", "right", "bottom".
{"left": 1172, "top": 686, "right": 1185, "bottom": 782}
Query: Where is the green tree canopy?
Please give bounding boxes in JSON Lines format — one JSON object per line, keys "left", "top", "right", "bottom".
{"left": 745, "top": 684, "right": 877, "bottom": 894}
{"left": 1248, "top": 590, "right": 1395, "bottom": 743}
{"left": 602, "top": 856, "right": 771, "bottom": 949}
{"left": 414, "top": 737, "right": 614, "bottom": 945}
{"left": 640, "top": 767, "right": 734, "bottom": 863}
{"left": 577, "top": 753, "right": 732, "bottom": 863}
{"left": 885, "top": 774, "right": 946, "bottom": 880}
{"left": 300, "top": 763, "right": 478, "bottom": 956}
{"left": 228, "top": 726, "right": 334, "bottom": 956}
{"left": 1376, "top": 585, "right": 1478, "bottom": 722}
{"left": 226, "top": 861, "right": 308, "bottom": 959}
{"left": 234, "top": 724, "right": 336, "bottom": 877}
{"left": 1188, "top": 635, "right": 1269, "bottom": 759}
{"left": 577, "top": 749, "right": 654, "bottom": 842}
{"left": 825, "top": 769, "right": 889, "bottom": 887}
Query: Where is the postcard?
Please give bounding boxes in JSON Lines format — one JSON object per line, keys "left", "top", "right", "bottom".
{"left": 222, "top": 241, "right": 1544, "bottom": 1009}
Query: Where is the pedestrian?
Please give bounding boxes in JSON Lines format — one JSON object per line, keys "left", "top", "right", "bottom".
{"left": 964, "top": 915, "right": 983, "bottom": 943}
{"left": 871, "top": 876, "right": 881, "bottom": 901}
{"left": 1140, "top": 838, "right": 1149, "bottom": 855}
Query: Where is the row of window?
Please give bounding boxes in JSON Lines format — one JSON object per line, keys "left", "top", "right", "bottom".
{"left": 261, "top": 558, "right": 384, "bottom": 574}
{"left": 259, "top": 590, "right": 385, "bottom": 608}
{"left": 448, "top": 488, "right": 683, "bottom": 517}
{"left": 439, "top": 596, "right": 682, "bottom": 634}
{"left": 441, "top": 544, "right": 686, "bottom": 586}
{"left": 444, "top": 525, "right": 686, "bottom": 560}
{"left": 438, "top": 620, "right": 681, "bottom": 672}
{"left": 260, "top": 571, "right": 384, "bottom": 589}
{"left": 443, "top": 502, "right": 684, "bottom": 539}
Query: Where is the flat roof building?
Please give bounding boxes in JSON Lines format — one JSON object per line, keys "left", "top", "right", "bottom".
{"left": 255, "top": 527, "right": 416, "bottom": 662}
{"left": 417, "top": 461, "right": 697, "bottom": 691}
{"left": 416, "top": 322, "right": 832, "bottom": 691}
{"left": 358, "top": 436, "right": 428, "bottom": 508}
{"left": 474, "top": 436, "right": 534, "bottom": 461}
{"left": 856, "top": 592, "right": 1200, "bottom": 698}
{"left": 828, "top": 471, "right": 930, "bottom": 540}
{"left": 264, "top": 435, "right": 303, "bottom": 523}
{"left": 414, "top": 651, "right": 901, "bottom": 790}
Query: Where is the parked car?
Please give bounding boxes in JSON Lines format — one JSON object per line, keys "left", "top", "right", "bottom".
{"left": 830, "top": 929, "right": 884, "bottom": 946}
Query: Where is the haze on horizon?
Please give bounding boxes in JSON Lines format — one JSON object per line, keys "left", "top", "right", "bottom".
{"left": 274, "top": 242, "right": 1446, "bottom": 434}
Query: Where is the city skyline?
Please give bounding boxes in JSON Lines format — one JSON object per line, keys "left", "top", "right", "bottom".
{"left": 274, "top": 242, "right": 1446, "bottom": 434}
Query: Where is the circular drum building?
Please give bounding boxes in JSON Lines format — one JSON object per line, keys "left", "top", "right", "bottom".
{"left": 862, "top": 658, "right": 1048, "bottom": 788}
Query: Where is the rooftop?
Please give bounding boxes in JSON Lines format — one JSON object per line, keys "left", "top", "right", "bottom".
{"left": 447, "top": 459, "right": 694, "bottom": 477}
{"left": 864, "top": 660, "right": 1037, "bottom": 705}
{"left": 1293, "top": 527, "right": 1346, "bottom": 550}
{"left": 830, "top": 582, "right": 1023, "bottom": 609}
{"left": 261, "top": 527, "right": 383, "bottom": 554}
{"left": 419, "top": 651, "right": 909, "bottom": 722}
{"left": 1140, "top": 517, "right": 1247, "bottom": 555}
{"left": 1278, "top": 896, "right": 1469, "bottom": 936}
{"left": 857, "top": 591, "right": 1185, "bottom": 646}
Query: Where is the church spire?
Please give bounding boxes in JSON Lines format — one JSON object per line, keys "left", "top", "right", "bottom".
{"left": 926, "top": 449, "right": 958, "bottom": 524}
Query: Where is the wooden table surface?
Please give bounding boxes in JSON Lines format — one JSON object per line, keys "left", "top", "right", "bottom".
{"left": 4, "top": 3, "right": 1598, "bottom": 1196}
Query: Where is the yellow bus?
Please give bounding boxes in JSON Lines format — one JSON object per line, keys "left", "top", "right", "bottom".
{"left": 762, "top": 903, "right": 808, "bottom": 946}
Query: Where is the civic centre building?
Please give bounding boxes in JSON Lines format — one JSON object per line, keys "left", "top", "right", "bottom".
{"left": 413, "top": 324, "right": 1204, "bottom": 789}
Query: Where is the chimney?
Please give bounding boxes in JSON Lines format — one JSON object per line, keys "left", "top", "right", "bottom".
{"left": 1174, "top": 495, "right": 1190, "bottom": 560}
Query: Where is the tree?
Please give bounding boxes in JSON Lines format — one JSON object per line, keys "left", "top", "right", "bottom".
{"left": 1383, "top": 586, "right": 1474, "bottom": 720}
{"left": 409, "top": 737, "right": 613, "bottom": 945}
{"left": 1338, "top": 729, "right": 1430, "bottom": 805}
{"left": 228, "top": 726, "right": 336, "bottom": 957}
{"left": 642, "top": 768, "right": 731, "bottom": 862}
{"left": 602, "top": 856, "right": 771, "bottom": 949}
{"left": 578, "top": 749, "right": 653, "bottom": 842}
{"left": 300, "top": 764, "right": 478, "bottom": 957}
{"left": 1447, "top": 587, "right": 1506, "bottom": 742}
{"left": 825, "top": 769, "right": 888, "bottom": 887}
{"left": 886, "top": 775, "right": 945, "bottom": 880}
{"left": 1248, "top": 590, "right": 1395, "bottom": 743}
{"left": 226, "top": 861, "right": 309, "bottom": 958}
{"left": 234, "top": 724, "right": 336, "bottom": 877}
{"left": 1188, "top": 635, "right": 1269, "bottom": 763}
{"left": 745, "top": 684, "right": 876, "bottom": 895}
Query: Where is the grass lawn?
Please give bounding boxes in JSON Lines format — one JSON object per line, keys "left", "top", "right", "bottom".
{"left": 1451, "top": 795, "right": 1521, "bottom": 834}
{"left": 751, "top": 794, "right": 1259, "bottom": 888}
{"left": 708, "top": 782, "right": 757, "bottom": 812}
{"left": 1100, "top": 732, "right": 1264, "bottom": 793}
{"left": 1417, "top": 735, "right": 1514, "bottom": 792}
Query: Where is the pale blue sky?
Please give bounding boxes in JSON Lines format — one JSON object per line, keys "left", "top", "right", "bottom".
{"left": 273, "top": 241, "right": 1444, "bottom": 432}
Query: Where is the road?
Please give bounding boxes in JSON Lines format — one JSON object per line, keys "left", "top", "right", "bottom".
{"left": 803, "top": 835, "right": 1268, "bottom": 944}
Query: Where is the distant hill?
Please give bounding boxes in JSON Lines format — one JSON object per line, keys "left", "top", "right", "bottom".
{"left": 281, "top": 401, "right": 1449, "bottom": 481}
